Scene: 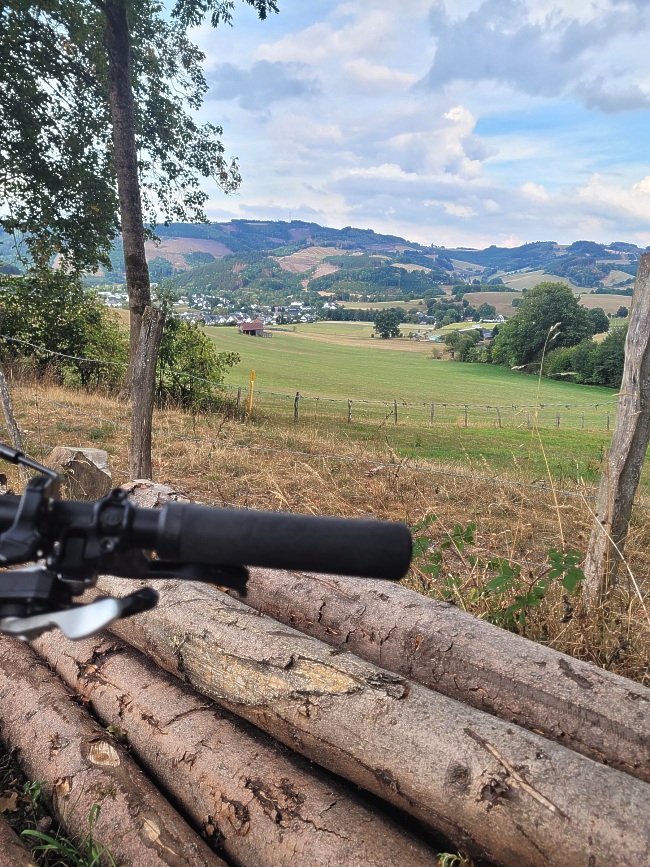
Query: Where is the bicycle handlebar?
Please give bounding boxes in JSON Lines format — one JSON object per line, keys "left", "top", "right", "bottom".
{"left": 0, "top": 446, "right": 413, "bottom": 641}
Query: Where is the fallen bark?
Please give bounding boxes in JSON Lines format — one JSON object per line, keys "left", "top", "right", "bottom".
{"left": 32, "top": 631, "right": 440, "bottom": 867}
{"left": 92, "top": 576, "right": 650, "bottom": 867}
{"left": 0, "top": 814, "right": 37, "bottom": 867}
{"left": 0, "top": 636, "right": 224, "bottom": 867}
{"left": 228, "top": 567, "right": 650, "bottom": 784}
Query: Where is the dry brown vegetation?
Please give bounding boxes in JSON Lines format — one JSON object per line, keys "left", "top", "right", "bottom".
{"left": 4, "top": 374, "right": 649, "bottom": 687}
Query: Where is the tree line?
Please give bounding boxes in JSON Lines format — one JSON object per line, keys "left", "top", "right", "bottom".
{"left": 446, "top": 282, "right": 626, "bottom": 388}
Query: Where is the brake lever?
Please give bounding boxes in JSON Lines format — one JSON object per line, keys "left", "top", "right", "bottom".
{"left": 0, "top": 586, "right": 158, "bottom": 641}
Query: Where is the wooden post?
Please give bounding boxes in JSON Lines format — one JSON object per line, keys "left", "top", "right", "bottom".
{"left": 294, "top": 391, "right": 300, "bottom": 423}
{"left": 430, "top": 402, "right": 435, "bottom": 424}
{"left": 393, "top": 399, "right": 398, "bottom": 425}
{"left": 464, "top": 405, "right": 468, "bottom": 427}
{"left": 347, "top": 399, "right": 352, "bottom": 424}
{"left": 607, "top": 411, "right": 610, "bottom": 431}
{"left": 130, "top": 306, "right": 164, "bottom": 481}
{"left": 496, "top": 407, "right": 501, "bottom": 429}
{"left": 556, "top": 414, "right": 560, "bottom": 428}
{"left": 583, "top": 253, "right": 650, "bottom": 606}
{"left": 247, "top": 370, "right": 255, "bottom": 420}
{"left": 236, "top": 387, "right": 241, "bottom": 415}
{"left": 0, "top": 362, "right": 28, "bottom": 483}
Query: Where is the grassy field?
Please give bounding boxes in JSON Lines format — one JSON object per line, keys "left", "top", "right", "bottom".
{"left": 208, "top": 323, "right": 616, "bottom": 407}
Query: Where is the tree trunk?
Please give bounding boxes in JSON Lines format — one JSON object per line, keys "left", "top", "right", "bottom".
{"left": 32, "top": 631, "right": 440, "bottom": 867}
{"left": 90, "top": 576, "right": 650, "bottom": 867}
{"left": 583, "top": 253, "right": 650, "bottom": 605}
{"left": 103, "top": 0, "right": 152, "bottom": 395}
{"left": 130, "top": 306, "right": 165, "bottom": 480}
{"left": 0, "top": 636, "right": 224, "bottom": 867}
{"left": 228, "top": 567, "right": 650, "bottom": 784}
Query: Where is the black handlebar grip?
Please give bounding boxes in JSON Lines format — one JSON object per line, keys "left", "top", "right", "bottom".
{"left": 155, "top": 503, "right": 412, "bottom": 580}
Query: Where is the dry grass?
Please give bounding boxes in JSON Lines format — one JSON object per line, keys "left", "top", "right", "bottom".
{"left": 4, "top": 373, "right": 649, "bottom": 686}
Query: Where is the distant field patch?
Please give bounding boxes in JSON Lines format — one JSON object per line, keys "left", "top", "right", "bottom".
{"left": 576, "top": 293, "right": 632, "bottom": 314}
{"left": 143, "top": 237, "right": 231, "bottom": 269}
{"left": 463, "top": 291, "right": 520, "bottom": 316}
{"left": 275, "top": 246, "right": 339, "bottom": 274}
{"left": 391, "top": 263, "right": 432, "bottom": 273}
{"left": 500, "top": 270, "right": 571, "bottom": 290}
{"left": 342, "top": 299, "right": 427, "bottom": 311}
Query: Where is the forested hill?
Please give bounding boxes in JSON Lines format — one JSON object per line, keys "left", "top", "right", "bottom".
{"left": 0, "top": 221, "right": 644, "bottom": 291}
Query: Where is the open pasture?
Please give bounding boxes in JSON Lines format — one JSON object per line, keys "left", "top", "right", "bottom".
{"left": 207, "top": 324, "right": 617, "bottom": 438}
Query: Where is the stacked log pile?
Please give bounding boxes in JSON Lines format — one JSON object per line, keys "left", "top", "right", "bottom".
{"left": 0, "top": 481, "right": 648, "bottom": 866}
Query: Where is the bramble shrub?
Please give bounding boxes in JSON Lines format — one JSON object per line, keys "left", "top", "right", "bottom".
{"left": 411, "top": 514, "right": 585, "bottom": 634}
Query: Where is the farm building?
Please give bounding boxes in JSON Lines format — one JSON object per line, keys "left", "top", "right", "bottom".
{"left": 239, "top": 319, "right": 271, "bottom": 337}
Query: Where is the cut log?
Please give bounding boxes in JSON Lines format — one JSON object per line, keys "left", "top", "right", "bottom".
{"left": 91, "top": 576, "right": 650, "bottom": 867}
{"left": 0, "top": 813, "right": 37, "bottom": 867}
{"left": 0, "top": 636, "right": 225, "bottom": 867}
{"left": 122, "top": 482, "right": 650, "bottom": 784}
{"left": 229, "top": 568, "right": 650, "bottom": 784}
{"left": 31, "top": 631, "right": 440, "bottom": 867}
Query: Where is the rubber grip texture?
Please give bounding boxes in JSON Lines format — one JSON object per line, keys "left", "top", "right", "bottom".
{"left": 159, "top": 503, "right": 412, "bottom": 580}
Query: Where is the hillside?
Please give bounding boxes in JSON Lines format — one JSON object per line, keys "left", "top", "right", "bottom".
{"left": 1, "top": 221, "right": 644, "bottom": 296}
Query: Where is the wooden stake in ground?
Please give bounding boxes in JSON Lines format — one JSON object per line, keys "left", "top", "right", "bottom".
{"left": 92, "top": 576, "right": 650, "bottom": 867}
{"left": 0, "top": 636, "right": 225, "bottom": 867}
{"left": 130, "top": 305, "right": 164, "bottom": 480}
{"left": 0, "top": 362, "right": 28, "bottom": 484}
{"left": 583, "top": 253, "right": 650, "bottom": 605}
{"left": 228, "top": 567, "right": 650, "bottom": 783}
{"left": 32, "top": 631, "right": 440, "bottom": 867}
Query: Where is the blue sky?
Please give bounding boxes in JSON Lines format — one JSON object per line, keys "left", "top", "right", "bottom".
{"left": 190, "top": 0, "right": 650, "bottom": 249}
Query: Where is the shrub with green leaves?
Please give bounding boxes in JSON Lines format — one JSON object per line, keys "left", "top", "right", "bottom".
{"left": 0, "top": 269, "right": 127, "bottom": 389}
{"left": 411, "top": 514, "right": 585, "bottom": 635}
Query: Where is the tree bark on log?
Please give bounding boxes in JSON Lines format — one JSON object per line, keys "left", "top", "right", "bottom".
{"left": 130, "top": 306, "right": 164, "bottom": 480}
{"left": 0, "top": 813, "right": 37, "bottom": 867}
{"left": 90, "top": 576, "right": 650, "bottom": 867}
{"left": 0, "top": 637, "right": 225, "bottom": 867}
{"left": 583, "top": 252, "right": 650, "bottom": 604}
{"left": 31, "top": 631, "right": 440, "bottom": 867}
{"left": 122, "top": 482, "right": 650, "bottom": 783}
{"left": 228, "top": 567, "right": 650, "bottom": 784}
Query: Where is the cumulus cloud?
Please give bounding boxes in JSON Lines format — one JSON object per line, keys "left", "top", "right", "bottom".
{"left": 424, "top": 0, "right": 650, "bottom": 111}
{"left": 206, "top": 60, "right": 319, "bottom": 111}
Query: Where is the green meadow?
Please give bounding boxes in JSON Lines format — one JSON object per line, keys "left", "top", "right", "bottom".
{"left": 202, "top": 322, "right": 626, "bottom": 486}
{"left": 207, "top": 322, "right": 616, "bottom": 409}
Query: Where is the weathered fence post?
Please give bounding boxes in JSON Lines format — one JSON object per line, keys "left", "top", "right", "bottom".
{"left": 347, "top": 399, "right": 352, "bottom": 424}
{"left": 556, "top": 413, "right": 560, "bottom": 428}
{"left": 496, "top": 407, "right": 501, "bottom": 429}
{"left": 0, "top": 363, "right": 28, "bottom": 483}
{"left": 236, "top": 387, "right": 241, "bottom": 415}
{"left": 583, "top": 253, "right": 650, "bottom": 606}
{"left": 464, "top": 405, "right": 468, "bottom": 427}
{"left": 607, "top": 411, "right": 611, "bottom": 431}
{"left": 393, "top": 399, "right": 398, "bottom": 425}
{"left": 430, "top": 402, "right": 435, "bottom": 424}
{"left": 294, "top": 391, "right": 300, "bottom": 423}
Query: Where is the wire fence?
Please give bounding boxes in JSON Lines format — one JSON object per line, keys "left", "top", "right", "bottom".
{"left": 0, "top": 334, "right": 618, "bottom": 433}
{"left": 11, "top": 382, "right": 650, "bottom": 514}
